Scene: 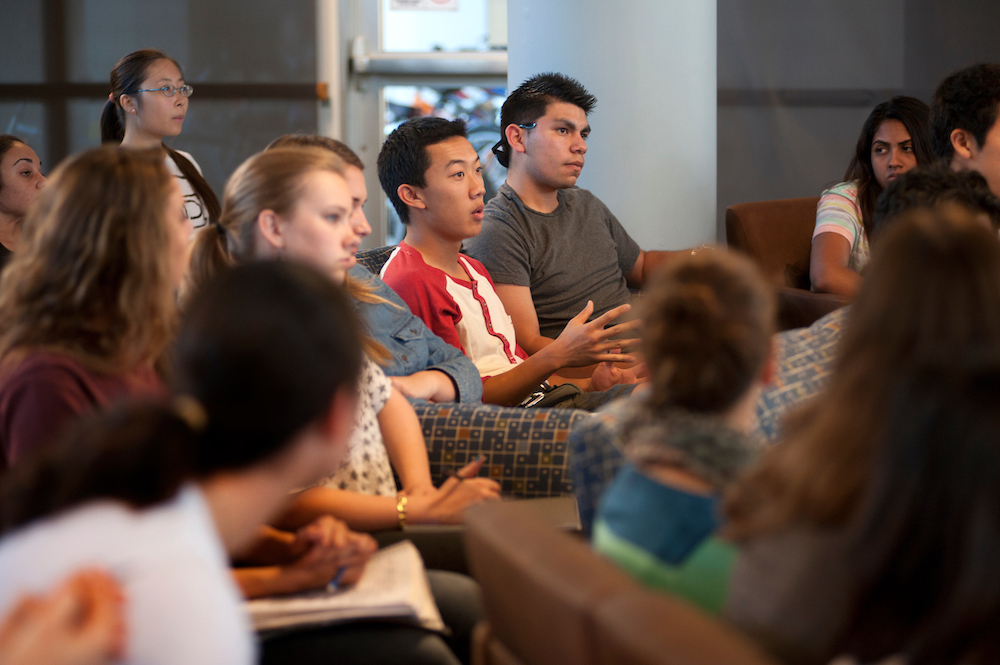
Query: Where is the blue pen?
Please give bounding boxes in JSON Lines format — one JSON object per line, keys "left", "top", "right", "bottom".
{"left": 327, "top": 566, "right": 347, "bottom": 592}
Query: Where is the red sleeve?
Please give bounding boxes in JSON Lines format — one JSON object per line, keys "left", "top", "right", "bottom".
{"left": 0, "top": 363, "right": 95, "bottom": 467}
{"left": 381, "top": 247, "right": 467, "bottom": 354}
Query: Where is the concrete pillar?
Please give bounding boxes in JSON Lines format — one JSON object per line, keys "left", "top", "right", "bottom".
{"left": 507, "top": 0, "right": 717, "bottom": 248}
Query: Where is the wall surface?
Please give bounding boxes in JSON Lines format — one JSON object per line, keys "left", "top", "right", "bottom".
{"left": 717, "top": 0, "right": 1000, "bottom": 239}
{"left": 507, "top": 0, "right": 717, "bottom": 251}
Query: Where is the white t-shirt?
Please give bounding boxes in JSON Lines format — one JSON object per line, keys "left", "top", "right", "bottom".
{"left": 166, "top": 149, "right": 210, "bottom": 229}
{"left": 0, "top": 484, "right": 254, "bottom": 665}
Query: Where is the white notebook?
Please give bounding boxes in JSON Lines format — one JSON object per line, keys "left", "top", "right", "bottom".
{"left": 246, "top": 540, "right": 445, "bottom": 632}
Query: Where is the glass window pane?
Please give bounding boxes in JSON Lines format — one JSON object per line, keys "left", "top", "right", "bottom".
{"left": 0, "top": 4, "right": 44, "bottom": 83}
{"left": 166, "top": 99, "right": 318, "bottom": 195}
{"left": 68, "top": 99, "right": 107, "bottom": 155}
{"left": 382, "top": 0, "right": 507, "bottom": 53}
{"left": 66, "top": 0, "right": 316, "bottom": 83}
{"left": 0, "top": 103, "right": 48, "bottom": 171}
{"left": 70, "top": 98, "right": 316, "bottom": 196}
{"left": 382, "top": 84, "right": 506, "bottom": 244}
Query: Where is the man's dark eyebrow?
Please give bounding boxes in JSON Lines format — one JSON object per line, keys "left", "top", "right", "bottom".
{"left": 445, "top": 156, "right": 481, "bottom": 169}
{"left": 554, "top": 118, "right": 591, "bottom": 134}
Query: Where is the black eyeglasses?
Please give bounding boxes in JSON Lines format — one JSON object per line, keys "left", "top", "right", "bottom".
{"left": 491, "top": 123, "right": 537, "bottom": 166}
{"left": 134, "top": 84, "right": 194, "bottom": 98}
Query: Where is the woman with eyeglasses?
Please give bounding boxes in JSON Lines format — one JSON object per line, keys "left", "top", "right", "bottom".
{"left": 101, "top": 49, "right": 219, "bottom": 230}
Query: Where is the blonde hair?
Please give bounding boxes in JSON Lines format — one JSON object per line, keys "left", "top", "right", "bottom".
{"left": 0, "top": 146, "right": 178, "bottom": 373}
{"left": 188, "top": 146, "right": 391, "bottom": 363}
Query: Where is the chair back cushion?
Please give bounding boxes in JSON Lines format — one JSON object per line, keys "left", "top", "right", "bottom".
{"left": 465, "top": 502, "right": 781, "bottom": 665}
{"left": 465, "top": 501, "right": 634, "bottom": 665}
{"left": 725, "top": 197, "right": 820, "bottom": 288}
{"left": 593, "top": 592, "right": 777, "bottom": 665}
{"left": 356, "top": 246, "right": 396, "bottom": 275}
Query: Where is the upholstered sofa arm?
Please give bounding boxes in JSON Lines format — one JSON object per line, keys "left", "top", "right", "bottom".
{"left": 412, "top": 402, "right": 588, "bottom": 498}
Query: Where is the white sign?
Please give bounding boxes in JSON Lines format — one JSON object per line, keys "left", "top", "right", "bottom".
{"left": 391, "top": 0, "right": 459, "bottom": 10}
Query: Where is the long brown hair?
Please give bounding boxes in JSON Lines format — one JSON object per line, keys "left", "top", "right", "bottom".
{"left": 726, "top": 207, "right": 1000, "bottom": 538}
{"left": 100, "top": 48, "right": 220, "bottom": 223}
{"left": 188, "top": 146, "right": 390, "bottom": 363}
{"left": 0, "top": 146, "right": 179, "bottom": 373}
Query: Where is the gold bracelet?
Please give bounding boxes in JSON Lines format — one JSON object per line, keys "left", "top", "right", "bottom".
{"left": 396, "top": 494, "right": 408, "bottom": 529}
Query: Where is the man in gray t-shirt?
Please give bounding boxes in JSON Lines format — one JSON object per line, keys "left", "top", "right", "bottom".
{"left": 464, "top": 73, "right": 686, "bottom": 357}
{"left": 468, "top": 182, "right": 639, "bottom": 340}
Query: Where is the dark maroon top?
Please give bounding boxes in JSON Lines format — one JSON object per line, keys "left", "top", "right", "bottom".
{"left": 0, "top": 351, "right": 166, "bottom": 470}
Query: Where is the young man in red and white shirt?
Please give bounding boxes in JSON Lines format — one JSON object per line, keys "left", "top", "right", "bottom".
{"left": 377, "top": 116, "right": 639, "bottom": 408}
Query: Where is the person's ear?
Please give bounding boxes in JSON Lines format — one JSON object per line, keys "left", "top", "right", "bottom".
{"left": 950, "top": 128, "right": 980, "bottom": 161}
{"left": 119, "top": 93, "right": 138, "bottom": 116}
{"left": 397, "top": 184, "right": 427, "bottom": 212}
{"left": 506, "top": 123, "right": 529, "bottom": 155}
{"left": 256, "top": 209, "right": 285, "bottom": 252}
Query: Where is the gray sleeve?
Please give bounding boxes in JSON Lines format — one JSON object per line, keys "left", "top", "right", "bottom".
{"left": 464, "top": 209, "right": 531, "bottom": 287}
{"left": 602, "top": 202, "right": 642, "bottom": 277}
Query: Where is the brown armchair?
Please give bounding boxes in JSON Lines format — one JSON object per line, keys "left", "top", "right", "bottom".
{"left": 464, "top": 501, "right": 778, "bottom": 665}
{"left": 725, "top": 197, "right": 849, "bottom": 330}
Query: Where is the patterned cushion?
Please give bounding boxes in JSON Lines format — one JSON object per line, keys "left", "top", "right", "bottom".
{"left": 753, "top": 307, "right": 847, "bottom": 442}
{"left": 357, "top": 246, "right": 396, "bottom": 275}
{"left": 414, "top": 402, "right": 589, "bottom": 498}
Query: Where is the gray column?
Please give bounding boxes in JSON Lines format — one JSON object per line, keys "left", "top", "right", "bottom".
{"left": 507, "top": 0, "right": 717, "bottom": 249}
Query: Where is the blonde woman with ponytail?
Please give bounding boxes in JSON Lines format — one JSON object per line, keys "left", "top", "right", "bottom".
{"left": 189, "top": 146, "right": 499, "bottom": 532}
{"left": 592, "top": 249, "right": 775, "bottom": 615}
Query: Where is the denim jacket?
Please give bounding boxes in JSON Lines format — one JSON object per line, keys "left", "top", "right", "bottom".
{"left": 349, "top": 264, "right": 483, "bottom": 403}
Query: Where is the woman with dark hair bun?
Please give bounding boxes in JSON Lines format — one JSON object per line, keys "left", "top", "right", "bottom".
{"left": 810, "top": 96, "right": 932, "bottom": 296}
{"left": 592, "top": 248, "right": 775, "bottom": 615}
{"left": 0, "top": 135, "right": 45, "bottom": 271}
{"left": 101, "top": 48, "right": 219, "bottom": 229}
{"left": 0, "top": 260, "right": 364, "bottom": 665}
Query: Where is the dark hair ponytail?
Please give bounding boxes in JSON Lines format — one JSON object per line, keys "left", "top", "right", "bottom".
{"left": 100, "top": 99, "right": 125, "bottom": 144}
{"left": 164, "top": 145, "right": 221, "bottom": 222}
{"left": 0, "top": 261, "right": 363, "bottom": 535}
{"left": 101, "top": 49, "right": 220, "bottom": 222}
{"left": 0, "top": 403, "right": 196, "bottom": 535}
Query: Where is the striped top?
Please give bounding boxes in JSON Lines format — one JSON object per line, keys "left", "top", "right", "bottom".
{"left": 812, "top": 180, "right": 869, "bottom": 273}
